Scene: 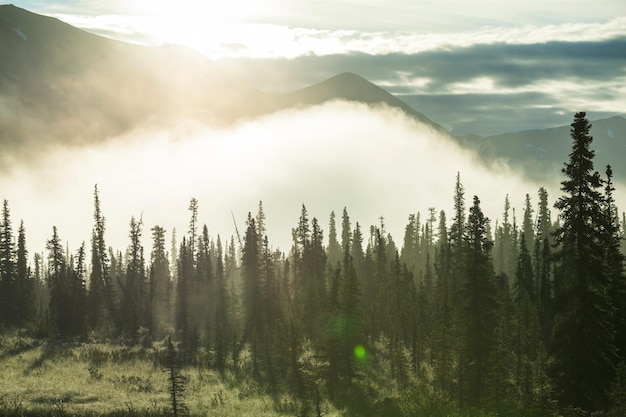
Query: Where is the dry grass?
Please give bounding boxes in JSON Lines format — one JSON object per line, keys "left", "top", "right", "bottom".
{"left": 0, "top": 335, "right": 337, "bottom": 417}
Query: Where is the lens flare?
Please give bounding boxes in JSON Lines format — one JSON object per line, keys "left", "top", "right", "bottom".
{"left": 354, "top": 345, "right": 367, "bottom": 361}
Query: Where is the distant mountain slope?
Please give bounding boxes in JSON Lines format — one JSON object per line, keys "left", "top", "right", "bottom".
{"left": 0, "top": 4, "right": 447, "bottom": 163}
{"left": 0, "top": 4, "right": 267, "bottom": 149}
{"left": 276, "top": 72, "right": 448, "bottom": 135}
{"left": 460, "top": 116, "right": 626, "bottom": 182}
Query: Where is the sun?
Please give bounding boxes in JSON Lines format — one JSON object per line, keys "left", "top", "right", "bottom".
{"left": 126, "top": 0, "right": 267, "bottom": 25}
{"left": 121, "top": 0, "right": 272, "bottom": 55}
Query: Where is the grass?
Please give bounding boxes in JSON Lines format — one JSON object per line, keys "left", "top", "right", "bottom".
{"left": 0, "top": 335, "right": 340, "bottom": 417}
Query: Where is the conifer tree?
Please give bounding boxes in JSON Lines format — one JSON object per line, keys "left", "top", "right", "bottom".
{"left": 89, "top": 185, "right": 118, "bottom": 331}
{"left": 603, "top": 165, "right": 626, "bottom": 362}
{"left": 450, "top": 173, "right": 466, "bottom": 306}
{"left": 149, "top": 225, "right": 171, "bottom": 339}
{"left": 195, "top": 224, "right": 214, "bottom": 346}
{"left": 0, "top": 200, "right": 16, "bottom": 325}
{"left": 513, "top": 233, "right": 541, "bottom": 408}
{"left": 188, "top": 198, "right": 198, "bottom": 261}
{"left": 327, "top": 211, "right": 341, "bottom": 269}
{"left": 214, "top": 236, "right": 230, "bottom": 373}
{"left": 432, "top": 209, "right": 456, "bottom": 396}
{"left": 176, "top": 237, "right": 196, "bottom": 352}
{"left": 400, "top": 214, "right": 418, "bottom": 271}
{"left": 15, "top": 220, "right": 34, "bottom": 326}
{"left": 552, "top": 111, "right": 616, "bottom": 411}
{"left": 522, "top": 194, "right": 535, "bottom": 256}
{"left": 123, "top": 216, "right": 145, "bottom": 337}
{"left": 535, "top": 187, "right": 553, "bottom": 345}
{"left": 459, "top": 196, "right": 498, "bottom": 407}
{"left": 68, "top": 243, "right": 88, "bottom": 335}
{"left": 47, "top": 226, "right": 69, "bottom": 335}
{"left": 242, "top": 214, "right": 261, "bottom": 347}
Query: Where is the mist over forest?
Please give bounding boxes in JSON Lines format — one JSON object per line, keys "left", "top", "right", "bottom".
{"left": 2, "top": 4, "right": 626, "bottom": 417}
{"left": 0, "top": 100, "right": 557, "bottom": 254}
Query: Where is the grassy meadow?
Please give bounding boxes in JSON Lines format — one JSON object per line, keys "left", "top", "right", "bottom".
{"left": 0, "top": 335, "right": 343, "bottom": 417}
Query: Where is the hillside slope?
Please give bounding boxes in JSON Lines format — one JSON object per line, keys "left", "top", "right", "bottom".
{"left": 460, "top": 115, "right": 626, "bottom": 182}
{"left": 0, "top": 5, "right": 447, "bottom": 163}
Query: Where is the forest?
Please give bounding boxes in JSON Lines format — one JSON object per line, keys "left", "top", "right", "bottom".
{"left": 0, "top": 111, "right": 625, "bottom": 417}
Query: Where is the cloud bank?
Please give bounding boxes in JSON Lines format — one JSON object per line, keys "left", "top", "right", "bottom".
{"left": 0, "top": 102, "right": 558, "bottom": 255}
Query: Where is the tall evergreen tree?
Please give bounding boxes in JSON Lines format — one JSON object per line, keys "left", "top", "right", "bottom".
{"left": 513, "top": 233, "right": 541, "bottom": 408}
{"left": 459, "top": 196, "right": 498, "bottom": 407}
{"left": 327, "top": 211, "right": 341, "bottom": 269}
{"left": 242, "top": 214, "right": 261, "bottom": 341}
{"left": 47, "top": 226, "right": 69, "bottom": 335}
{"left": 0, "top": 200, "right": 16, "bottom": 325}
{"left": 89, "top": 185, "right": 118, "bottom": 331}
{"left": 68, "top": 243, "right": 88, "bottom": 335}
{"left": 522, "top": 194, "right": 535, "bottom": 256}
{"left": 214, "top": 236, "right": 230, "bottom": 373}
{"left": 123, "top": 216, "right": 145, "bottom": 337}
{"left": 603, "top": 165, "right": 626, "bottom": 362}
{"left": 149, "top": 225, "right": 171, "bottom": 339}
{"left": 552, "top": 111, "right": 616, "bottom": 411}
{"left": 535, "top": 187, "right": 553, "bottom": 345}
{"left": 15, "top": 220, "right": 34, "bottom": 326}
{"left": 432, "top": 209, "right": 456, "bottom": 397}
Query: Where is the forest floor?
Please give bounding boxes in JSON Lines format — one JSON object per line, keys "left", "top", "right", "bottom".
{"left": 0, "top": 335, "right": 342, "bottom": 417}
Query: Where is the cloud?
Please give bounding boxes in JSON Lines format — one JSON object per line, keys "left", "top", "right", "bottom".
{"left": 32, "top": 9, "right": 626, "bottom": 135}
{"left": 221, "top": 37, "right": 626, "bottom": 134}
{"left": 0, "top": 102, "right": 557, "bottom": 256}
{"left": 51, "top": 12, "right": 626, "bottom": 59}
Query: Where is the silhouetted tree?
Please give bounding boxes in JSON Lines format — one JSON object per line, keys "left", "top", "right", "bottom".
{"left": 149, "top": 225, "right": 171, "bottom": 340}
{"left": 459, "top": 196, "right": 498, "bottom": 407}
{"left": 552, "top": 111, "right": 616, "bottom": 412}
{"left": 0, "top": 200, "right": 16, "bottom": 325}
{"left": 122, "top": 216, "right": 145, "bottom": 337}
{"left": 89, "top": 185, "right": 118, "bottom": 332}
{"left": 15, "top": 220, "right": 34, "bottom": 326}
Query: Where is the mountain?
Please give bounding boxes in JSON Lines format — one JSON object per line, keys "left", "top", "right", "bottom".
{"left": 4, "top": 5, "right": 623, "bottom": 184}
{"left": 0, "top": 4, "right": 266, "bottom": 149}
{"left": 459, "top": 115, "right": 626, "bottom": 182}
{"left": 0, "top": 4, "right": 446, "bottom": 163}
{"left": 276, "top": 72, "right": 448, "bottom": 135}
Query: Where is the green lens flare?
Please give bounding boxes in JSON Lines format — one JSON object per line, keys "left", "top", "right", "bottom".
{"left": 354, "top": 345, "right": 366, "bottom": 360}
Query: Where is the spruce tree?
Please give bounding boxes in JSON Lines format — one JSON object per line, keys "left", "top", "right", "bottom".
{"left": 513, "top": 233, "right": 541, "bottom": 408}
{"left": 0, "top": 200, "right": 16, "bottom": 325}
{"left": 552, "top": 111, "right": 616, "bottom": 411}
{"left": 432, "top": 209, "right": 456, "bottom": 396}
{"left": 327, "top": 211, "right": 341, "bottom": 269}
{"left": 89, "top": 185, "right": 118, "bottom": 332}
{"left": 123, "top": 216, "right": 145, "bottom": 337}
{"left": 459, "top": 196, "right": 498, "bottom": 407}
{"left": 15, "top": 220, "right": 34, "bottom": 326}
{"left": 47, "top": 226, "right": 68, "bottom": 335}
{"left": 535, "top": 187, "right": 553, "bottom": 346}
{"left": 603, "top": 165, "right": 626, "bottom": 362}
{"left": 149, "top": 225, "right": 171, "bottom": 340}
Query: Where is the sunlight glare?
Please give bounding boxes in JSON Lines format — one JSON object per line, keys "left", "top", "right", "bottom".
{"left": 121, "top": 0, "right": 273, "bottom": 54}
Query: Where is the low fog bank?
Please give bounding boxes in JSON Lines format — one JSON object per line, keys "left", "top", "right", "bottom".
{"left": 0, "top": 101, "right": 590, "bottom": 256}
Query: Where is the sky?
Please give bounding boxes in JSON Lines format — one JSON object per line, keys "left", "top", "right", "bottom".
{"left": 15, "top": 0, "right": 626, "bottom": 135}
{"left": 2, "top": 0, "right": 626, "bottom": 254}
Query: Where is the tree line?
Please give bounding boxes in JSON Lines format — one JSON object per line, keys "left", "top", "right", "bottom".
{"left": 0, "top": 112, "right": 624, "bottom": 415}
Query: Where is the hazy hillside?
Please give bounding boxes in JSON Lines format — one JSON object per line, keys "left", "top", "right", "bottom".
{"left": 0, "top": 5, "right": 447, "bottom": 163}
{"left": 0, "top": 5, "right": 269, "bottom": 152}
{"left": 458, "top": 116, "right": 626, "bottom": 182}
{"left": 1, "top": 4, "right": 623, "bottom": 184}
{"left": 278, "top": 72, "right": 448, "bottom": 135}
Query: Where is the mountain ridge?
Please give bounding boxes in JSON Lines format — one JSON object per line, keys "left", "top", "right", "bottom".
{"left": 0, "top": 4, "right": 446, "bottom": 153}
{"left": 1, "top": 4, "right": 625, "bottom": 183}
{"left": 459, "top": 115, "right": 626, "bottom": 182}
